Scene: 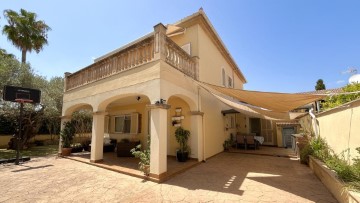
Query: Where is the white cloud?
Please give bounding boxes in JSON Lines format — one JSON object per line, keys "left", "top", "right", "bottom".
{"left": 336, "top": 80, "right": 345, "bottom": 84}
{"left": 341, "top": 67, "right": 357, "bottom": 75}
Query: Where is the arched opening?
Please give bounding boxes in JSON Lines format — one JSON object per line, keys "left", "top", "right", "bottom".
{"left": 103, "top": 94, "right": 151, "bottom": 151}
{"left": 167, "top": 95, "right": 193, "bottom": 157}
{"left": 60, "top": 103, "right": 93, "bottom": 155}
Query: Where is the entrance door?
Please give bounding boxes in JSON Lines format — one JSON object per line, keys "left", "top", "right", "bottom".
{"left": 250, "top": 118, "right": 261, "bottom": 136}
{"left": 282, "top": 127, "right": 295, "bottom": 148}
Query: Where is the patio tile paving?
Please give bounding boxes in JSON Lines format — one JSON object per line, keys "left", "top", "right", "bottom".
{"left": 0, "top": 153, "right": 337, "bottom": 202}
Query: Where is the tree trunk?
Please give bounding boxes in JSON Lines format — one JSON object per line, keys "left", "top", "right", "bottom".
{"left": 21, "top": 49, "right": 26, "bottom": 64}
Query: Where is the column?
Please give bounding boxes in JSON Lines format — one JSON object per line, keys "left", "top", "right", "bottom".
{"left": 59, "top": 116, "right": 71, "bottom": 155}
{"left": 147, "top": 103, "right": 170, "bottom": 178}
{"left": 153, "top": 23, "right": 167, "bottom": 61}
{"left": 90, "top": 111, "right": 106, "bottom": 163}
{"left": 190, "top": 111, "right": 204, "bottom": 161}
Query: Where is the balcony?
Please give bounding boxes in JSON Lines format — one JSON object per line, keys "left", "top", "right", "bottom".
{"left": 65, "top": 25, "right": 198, "bottom": 91}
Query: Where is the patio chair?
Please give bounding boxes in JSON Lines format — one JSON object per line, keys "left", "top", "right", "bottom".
{"left": 236, "top": 133, "right": 246, "bottom": 149}
{"left": 245, "top": 135, "right": 256, "bottom": 150}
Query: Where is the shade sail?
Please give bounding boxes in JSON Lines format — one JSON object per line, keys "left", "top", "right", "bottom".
{"left": 198, "top": 81, "right": 325, "bottom": 113}
{"left": 212, "top": 91, "right": 306, "bottom": 120}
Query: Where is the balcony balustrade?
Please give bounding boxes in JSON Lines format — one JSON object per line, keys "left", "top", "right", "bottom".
{"left": 65, "top": 29, "right": 197, "bottom": 91}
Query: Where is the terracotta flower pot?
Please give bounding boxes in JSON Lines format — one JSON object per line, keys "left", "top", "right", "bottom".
{"left": 61, "top": 148, "right": 72, "bottom": 156}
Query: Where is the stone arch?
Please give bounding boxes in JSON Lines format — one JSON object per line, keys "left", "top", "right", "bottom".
{"left": 166, "top": 95, "right": 194, "bottom": 157}
{"left": 96, "top": 93, "right": 152, "bottom": 112}
{"left": 63, "top": 103, "right": 93, "bottom": 117}
{"left": 164, "top": 93, "right": 198, "bottom": 112}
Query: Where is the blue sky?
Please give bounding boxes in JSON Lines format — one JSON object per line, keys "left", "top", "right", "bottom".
{"left": 1, "top": 1, "right": 359, "bottom": 93}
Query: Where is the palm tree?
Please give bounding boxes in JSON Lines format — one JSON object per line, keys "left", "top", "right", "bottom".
{"left": 2, "top": 9, "right": 51, "bottom": 63}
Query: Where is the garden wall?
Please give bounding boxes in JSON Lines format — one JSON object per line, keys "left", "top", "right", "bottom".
{"left": 299, "top": 99, "right": 360, "bottom": 164}
{"left": 317, "top": 100, "right": 360, "bottom": 164}
{"left": 309, "top": 156, "right": 360, "bottom": 203}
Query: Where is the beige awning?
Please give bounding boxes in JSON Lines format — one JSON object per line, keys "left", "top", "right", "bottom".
{"left": 212, "top": 91, "right": 307, "bottom": 120}
{"left": 198, "top": 81, "right": 325, "bottom": 113}
{"left": 193, "top": 81, "right": 324, "bottom": 120}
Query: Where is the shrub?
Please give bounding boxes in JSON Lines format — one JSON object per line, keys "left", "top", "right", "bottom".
{"left": 301, "top": 136, "right": 360, "bottom": 192}
{"left": 309, "top": 136, "right": 331, "bottom": 161}
{"left": 131, "top": 136, "right": 150, "bottom": 176}
{"left": 322, "top": 83, "right": 360, "bottom": 110}
{"left": 300, "top": 143, "right": 313, "bottom": 165}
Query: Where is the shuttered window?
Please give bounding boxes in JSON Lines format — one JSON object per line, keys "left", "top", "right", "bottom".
{"left": 114, "top": 113, "right": 139, "bottom": 134}
{"left": 261, "top": 119, "right": 273, "bottom": 143}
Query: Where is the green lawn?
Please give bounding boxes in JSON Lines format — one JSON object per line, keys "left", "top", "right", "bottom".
{"left": 0, "top": 145, "right": 58, "bottom": 159}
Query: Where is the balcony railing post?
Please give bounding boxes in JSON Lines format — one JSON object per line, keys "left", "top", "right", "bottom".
{"left": 153, "top": 23, "right": 167, "bottom": 61}
{"left": 64, "top": 72, "right": 71, "bottom": 92}
{"left": 192, "top": 56, "right": 199, "bottom": 80}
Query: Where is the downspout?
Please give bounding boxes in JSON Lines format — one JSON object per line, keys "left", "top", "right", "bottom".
{"left": 309, "top": 108, "right": 319, "bottom": 137}
{"left": 202, "top": 115, "right": 206, "bottom": 162}
{"left": 316, "top": 101, "right": 321, "bottom": 113}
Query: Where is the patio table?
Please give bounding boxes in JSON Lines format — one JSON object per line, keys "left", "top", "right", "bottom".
{"left": 254, "top": 136, "right": 264, "bottom": 144}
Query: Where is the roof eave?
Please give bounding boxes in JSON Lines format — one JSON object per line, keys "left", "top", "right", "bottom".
{"left": 173, "top": 9, "right": 247, "bottom": 84}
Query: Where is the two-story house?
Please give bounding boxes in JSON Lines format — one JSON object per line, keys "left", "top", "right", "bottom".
{"left": 61, "top": 9, "right": 322, "bottom": 180}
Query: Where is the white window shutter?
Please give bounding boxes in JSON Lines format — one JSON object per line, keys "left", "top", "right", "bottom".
{"left": 130, "top": 113, "right": 139, "bottom": 134}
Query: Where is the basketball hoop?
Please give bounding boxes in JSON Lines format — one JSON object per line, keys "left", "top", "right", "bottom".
{"left": 14, "top": 99, "right": 34, "bottom": 103}
{"left": 2, "top": 85, "right": 41, "bottom": 165}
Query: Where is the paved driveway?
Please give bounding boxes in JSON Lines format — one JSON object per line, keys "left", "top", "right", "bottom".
{"left": 0, "top": 153, "right": 336, "bottom": 203}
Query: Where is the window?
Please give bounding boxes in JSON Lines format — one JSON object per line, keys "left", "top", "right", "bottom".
{"left": 115, "top": 115, "right": 131, "bottom": 133}
{"left": 114, "top": 113, "right": 139, "bottom": 134}
{"left": 222, "top": 68, "right": 226, "bottom": 86}
{"left": 261, "top": 119, "right": 273, "bottom": 143}
{"left": 228, "top": 76, "right": 233, "bottom": 88}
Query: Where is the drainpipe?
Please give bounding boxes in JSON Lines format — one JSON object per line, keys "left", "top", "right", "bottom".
{"left": 309, "top": 108, "right": 319, "bottom": 137}
{"left": 316, "top": 101, "right": 321, "bottom": 113}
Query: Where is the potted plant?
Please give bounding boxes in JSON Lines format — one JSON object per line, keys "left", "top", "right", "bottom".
{"left": 60, "top": 121, "right": 75, "bottom": 156}
{"left": 223, "top": 139, "right": 232, "bottom": 151}
{"left": 175, "top": 127, "right": 191, "bottom": 162}
{"left": 71, "top": 143, "right": 83, "bottom": 153}
{"left": 131, "top": 136, "right": 150, "bottom": 176}
{"left": 223, "top": 136, "right": 236, "bottom": 151}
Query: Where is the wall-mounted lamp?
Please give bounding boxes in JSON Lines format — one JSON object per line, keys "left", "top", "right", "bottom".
{"left": 155, "top": 98, "right": 166, "bottom": 104}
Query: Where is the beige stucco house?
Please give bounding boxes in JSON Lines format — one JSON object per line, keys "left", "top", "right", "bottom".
{"left": 61, "top": 9, "right": 309, "bottom": 179}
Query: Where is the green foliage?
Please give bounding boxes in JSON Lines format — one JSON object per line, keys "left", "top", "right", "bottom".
{"left": 315, "top": 79, "right": 326, "bottom": 90}
{"left": 223, "top": 136, "right": 235, "bottom": 150}
{"left": 2, "top": 9, "right": 51, "bottom": 63}
{"left": 300, "top": 143, "right": 313, "bottom": 164}
{"left": 300, "top": 136, "right": 360, "bottom": 191}
{"left": 0, "top": 53, "right": 64, "bottom": 142}
{"left": 131, "top": 136, "right": 150, "bottom": 175}
{"left": 309, "top": 136, "right": 331, "bottom": 161}
{"left": 353, "top": 147, "right": 360, "bottom": 168}
{"left": 322, "top": 83, "right": 360, "bottom": 110}
{"left": 71, "top": 110, "right": 92, "bottom": 136}
{"left": 60, "top": 121, "right": 75, "bottom": 148}
{"left": 175, "top": 127, "right": 191, "bottom": 153}
{"left": 0, "top": 48, "right": 16, "bottom": 59}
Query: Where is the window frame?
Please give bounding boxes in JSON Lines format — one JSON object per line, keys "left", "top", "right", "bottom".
{"left": 114, "top": 114, "right": 131, "bottom": 134}
{"left": 228, "top": 76, "right": 233, "bottom": 88}
{"left": 222, "top": 68, "right": 226, "bottom": 86}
